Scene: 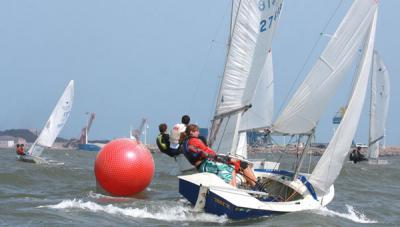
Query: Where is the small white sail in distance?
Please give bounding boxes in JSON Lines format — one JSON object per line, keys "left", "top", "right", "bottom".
{"left": 27, "top": 80, "right": 74, "bottom": 157}
{"left": 368, "top": 50, "right": 390, "bottom": 160}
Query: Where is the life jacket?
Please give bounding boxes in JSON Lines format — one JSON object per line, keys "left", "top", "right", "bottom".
{"left": 16, "top": 147, "right": 25, "bottom": 155}
{"left": 182, "top": 138, "right": 201, "bottom": 165}
{"left": 156, "top": 133, "right": 181, "bottom": 157}
{"left": 156, "top": 134, "right": 169, "bottom": 152}
{"left": 182, "top": 137, "right": 216, "bottom": 166}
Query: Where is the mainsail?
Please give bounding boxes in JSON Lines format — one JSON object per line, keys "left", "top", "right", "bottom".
{"left": 27, "top": 80, "right": 74, "bottom": 157}
{"left": 309, "top": 7, "right": 378, "bottom": 193}
{"left": 209, "top": 0, "right": 282, "bottom": 156}
{"left": 368, "top": 51, "right": 390, "bottom": 160}
{"left": 273, "top": 0, "right": 378, "bottom": 135}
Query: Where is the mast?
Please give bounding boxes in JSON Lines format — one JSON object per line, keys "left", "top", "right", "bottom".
{"left": 209, "top": 0, "right": 242, "bottom": 147}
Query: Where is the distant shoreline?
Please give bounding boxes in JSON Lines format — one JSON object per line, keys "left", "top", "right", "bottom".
{"left": 147, "top": 144, "right": 400, "bottom": 157}
{"left": 3, "top": 143, "right": 399, "bottom": 157}
{"left": 248, "top": 146, "right": 400, "bottom": 157}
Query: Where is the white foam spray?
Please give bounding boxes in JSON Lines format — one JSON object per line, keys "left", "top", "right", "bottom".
{"left": 313, "top": 205, "right": 378, "bottom": 224}
{"left": 39, "top": 199, "right": 227, "bottom": 223}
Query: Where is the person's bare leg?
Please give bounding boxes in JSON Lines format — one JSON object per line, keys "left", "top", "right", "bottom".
{"left": 230, "top": 171, "right": 237, "bottom": 187}
{"left": 242, "top": 167, "right": 257, "bottom": 187}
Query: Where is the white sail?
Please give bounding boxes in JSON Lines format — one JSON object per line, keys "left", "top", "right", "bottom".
{"left": 240, "top": 50, "right": 274, "bottom": 131}
{"left": 273, "top": 0, "right": 378, "bottom": 135}
{"left": 309, "top": 8, "right": 378, "bottom": 193}
{"left": 368, "top": 51, "right": 390, "bottom": 159}
{"left": 27, "top": 80, "right": 74, "bottom": 157}
{"left": 236, "top": 51, "right": 274, "bottom": 158}
{"left": 230, "top": 0, "right": 240, "bottom": 36}
{"left": 236, "top": 131, "right": 248, "bottom": 159}
{"left": 210, "top": 0, "right": 282, "bottom": 155}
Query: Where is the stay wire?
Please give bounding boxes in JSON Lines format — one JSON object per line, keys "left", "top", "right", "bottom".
{"left": 188, "top": 1, "right": 232, "bottom": 114}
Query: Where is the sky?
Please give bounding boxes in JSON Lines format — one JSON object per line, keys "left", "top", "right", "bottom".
{"left": 0, "top": 0, "right": 399, "bottom": 146}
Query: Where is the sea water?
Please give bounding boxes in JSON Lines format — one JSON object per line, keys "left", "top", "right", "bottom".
{"left": 0, "top": 148, "right": 399, "bottom": 226}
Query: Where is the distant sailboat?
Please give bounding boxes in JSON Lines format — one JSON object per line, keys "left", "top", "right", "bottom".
{"left": 18, "top": 80, "right": 74, "bottom": 163}
{"left": 78, "top": 112, "right": 104, "bottom": 152}
{"left": 130, "top": 118, "right": 148, "bottom": 143}
{"left": 367, "top": 51, "right": 390, "bottom": 164}
{"left": 179, "top": 0, "right": 379, "bottom": 219}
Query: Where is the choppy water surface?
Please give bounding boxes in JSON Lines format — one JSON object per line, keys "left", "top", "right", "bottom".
{"left": 1, "top": 148, "right": 399, "bottom": 226}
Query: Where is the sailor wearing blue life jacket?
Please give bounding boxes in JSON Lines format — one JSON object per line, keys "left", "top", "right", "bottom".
{"left": 182, "top": 124, "right": 261, "bottom": 189}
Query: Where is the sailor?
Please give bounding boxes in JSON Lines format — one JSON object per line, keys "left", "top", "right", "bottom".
{"left": 16, "top": 144, "right": 25, "bottom": 156}
{"left": 183, "top": 124, "right": 260, "bottom": 189}
{"left": 156, "top": 123, "right": 180, "bottom": 157}
{"left": 349, "top": 146, "right": 368, "bottom": 163}
{"left": 169, "top": 115, "right": 191, "bottom": 155}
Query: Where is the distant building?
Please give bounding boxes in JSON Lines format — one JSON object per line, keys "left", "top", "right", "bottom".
{"left": 0, "top": 135, "right": 26, "bottom": 148}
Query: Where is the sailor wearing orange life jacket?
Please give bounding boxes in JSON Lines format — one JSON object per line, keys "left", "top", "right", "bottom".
{"left": 16, "top": 144, "right": 26, "bottom": 156}
{"left": 183, "top": 124, "right": 260, "bottom": 189}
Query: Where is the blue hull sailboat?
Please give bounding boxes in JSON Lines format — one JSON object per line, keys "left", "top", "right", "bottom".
{"left": 178, "top": 0, "right": 379, "bottom": 219}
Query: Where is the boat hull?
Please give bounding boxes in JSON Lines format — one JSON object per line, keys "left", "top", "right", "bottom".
{"left": 17, "top": 155, "right": 47, "bottom": 164}
{"left": 178, "top": 171, "right": 334, "bottom": 220}
{"left": 179, "top": 176, "right": 282, "bottom": 219}
{"left": 367, "top": 159, "right": 388, "bottom": 165}
{"left": 78, "top": 143, "right": 102, "bottom": 152}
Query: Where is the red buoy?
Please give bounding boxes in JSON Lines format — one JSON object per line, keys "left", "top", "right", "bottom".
{"left": 94, "top": 138, "right": 154, "bottom": 196}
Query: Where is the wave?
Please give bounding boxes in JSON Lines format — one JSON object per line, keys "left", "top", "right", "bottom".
{"left": 313, "top": 205, "right": 377, "bottom": 224}
{"left": 38, "top": 199, "right": 227, "bottom": 223}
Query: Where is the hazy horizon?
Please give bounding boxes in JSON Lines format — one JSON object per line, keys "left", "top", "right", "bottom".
{"left": 1, "top": 1, "right": 399, "bottom": 145}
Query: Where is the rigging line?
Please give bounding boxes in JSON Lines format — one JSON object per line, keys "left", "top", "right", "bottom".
{"left": 188, "top": 0, "right": 232, "bottom": 114}
{"left": 292, "top": 135, "right": 302, "bottom": 171}
{"left": 276, "top": 0, "right": 346, "bottom": 115}
{"left": 267, "top": 135, "right": 295, "bottom": 170}
{"left": 307, "top": 134, "right": 315, "bottom": 174}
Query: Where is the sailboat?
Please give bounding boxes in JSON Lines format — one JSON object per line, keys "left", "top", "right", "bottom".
{"left": 130, "top": 118, "right": 148, "bottom": 142}
{"left": 367, "top": 51, "right": 390, "bottom": 164}
{"left": 18, "top": 80, "right": 74, "bottom": 164}
{"left": 178, "top": 0, "right": 379, "bottom": 219}
{"left": 78, "top": 112, "right": 104, "bottom": 152}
